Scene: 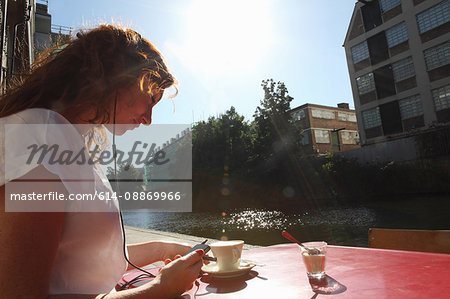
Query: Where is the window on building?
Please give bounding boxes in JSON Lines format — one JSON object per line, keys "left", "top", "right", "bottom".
{"left": 432, "top": 84, "right": 450, "bottom": 111}
{"left": 379, "top": 0, "right": 402, "bottom": 12}
{"left": 424, "top": 41, "right": 450, "bottom": 70}
{"left": 292, "top": 109, "right": 306, "bottom": 121}
{"left": 374, "top": 64, "right": 396, "bottom": 99}
{"left": 314, "top": 129, "right": 330, "bottom": 144}
{"left": 367, "top": 32, "right": 390, "bottom": 65}
{"left": 338, "top": 112, "right": 357, "bottom": 122}
{"left": 341, "top": 131, "right": 359, "bottom": 145}
{"left": 362, "top": 107, "right": 381, "bottom": 129}
{"left": 399, "top": 95, "right": 423, "bottom": 119}
{"left": 356, "top": 73, "right": 375, "bottom": 95}
{"left": 351, "top": 41, "right": 369, "bottom": 64}
{"left": 311, "top": 109, "right": 335, "bottom": 120}
{"left": 386, "top": 22, "right": 408, "bottom": 48}
{"left": 300, "top": 131, "right": 310, "bottom": 145}
{"left": 392, "top": 56, "right": 415, "bottom": 82}
{"left": 416, "top": 0, "right": 450, "bottom": 34}
{"left": 380, "top": 101, "right": 403, "bottom": 134}
{"left": 361, "top": 1, "right": 383, "bottom": 31}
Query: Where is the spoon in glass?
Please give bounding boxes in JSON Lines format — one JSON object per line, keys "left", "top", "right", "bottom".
{"left": 282, "top": 231, "right": 321, "bottom": 255}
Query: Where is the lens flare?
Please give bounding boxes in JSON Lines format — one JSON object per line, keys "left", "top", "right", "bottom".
{"left": 221, "top": 187, "right": 230, "bottom": 196}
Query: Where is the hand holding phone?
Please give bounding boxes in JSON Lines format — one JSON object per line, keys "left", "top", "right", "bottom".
{"left": 185, "top": 241, "right": 217, "bottom": 261}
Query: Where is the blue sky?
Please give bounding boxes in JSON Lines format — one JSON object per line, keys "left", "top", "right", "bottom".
{"left": 49, "top": 0, "right": 358, "bottom": 125}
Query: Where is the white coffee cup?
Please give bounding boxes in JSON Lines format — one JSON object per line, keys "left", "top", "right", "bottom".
{"left": 210, "top": 240, "right": 244, "bottom": 271}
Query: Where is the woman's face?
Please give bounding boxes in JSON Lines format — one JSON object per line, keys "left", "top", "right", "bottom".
{"left": 105, "top": 83, "right": 163, "bottom": 135}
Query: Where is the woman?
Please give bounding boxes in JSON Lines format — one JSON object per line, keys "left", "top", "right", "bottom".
{"left": 0, "top": 25, "right": 204, "bottom": 298}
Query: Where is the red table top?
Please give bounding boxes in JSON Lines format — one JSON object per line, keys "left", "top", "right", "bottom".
{"left": 119, "top": 243, "right": 450, "bottom": 298}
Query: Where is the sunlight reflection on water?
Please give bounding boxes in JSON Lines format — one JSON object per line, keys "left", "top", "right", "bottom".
{"left": 225, "top": 208, "right": 376, "bottom": 231}
{"left": 122, "top": 207, "right": 377, "bottom": 246}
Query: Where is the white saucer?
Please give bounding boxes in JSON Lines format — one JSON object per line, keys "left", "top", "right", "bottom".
{"left": 201, "top": 260, "right": 256, "bottom": 278}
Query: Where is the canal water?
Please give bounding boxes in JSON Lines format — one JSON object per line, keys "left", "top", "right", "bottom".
{"left": 122, "top": 196, "right": 449, "bottom": 247}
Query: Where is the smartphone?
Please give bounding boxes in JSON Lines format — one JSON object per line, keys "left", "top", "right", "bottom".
{"left": 185, "top": 243, "right": 217, "bottom": 261}
{"left": 186, "top": 243, "right": 210, "bottom": 255}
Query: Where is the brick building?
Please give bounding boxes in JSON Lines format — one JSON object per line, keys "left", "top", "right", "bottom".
{"left": 344, "top": 0, "right": 450, "bottom": 146}
{"left": 290, "top": 103, "right": 360, "bottom": 154}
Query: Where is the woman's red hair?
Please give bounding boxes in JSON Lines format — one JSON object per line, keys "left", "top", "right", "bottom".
{"left": 0, "top": 24, "right": 177, "bottom": 122}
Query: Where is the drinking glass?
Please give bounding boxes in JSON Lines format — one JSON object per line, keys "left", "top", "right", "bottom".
{"left": 300, "top": 241, "right": 327, "bottom": 279}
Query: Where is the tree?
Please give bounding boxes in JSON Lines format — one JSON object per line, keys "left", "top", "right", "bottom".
{"left": 222, "top": 106, "right": 253, "bottom": 174}
{"left": 251, "top": 79, "right": 303, "bottom": 180}
{"left": 189, "top": 81, "right": 307, "bottom": 208}
{"left": 192, "top": 106, "right": 252, "bottom": 175}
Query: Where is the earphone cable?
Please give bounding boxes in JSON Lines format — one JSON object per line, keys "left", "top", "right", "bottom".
{"left": 112, "top": 91, "right": 155, "bottom": 280}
